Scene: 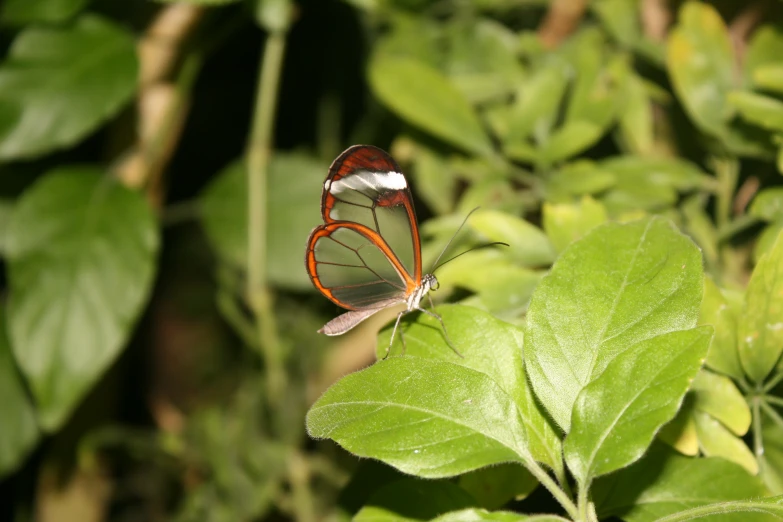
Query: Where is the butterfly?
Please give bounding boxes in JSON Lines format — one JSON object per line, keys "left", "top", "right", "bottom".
{"left": 305, "top": 145, "right": 476, "bottom": 358}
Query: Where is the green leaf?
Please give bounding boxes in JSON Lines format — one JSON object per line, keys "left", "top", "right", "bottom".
{"left": 369, "top": 55, "right": 493, "bottom": 157}
{"left": 433, "top": 509, "right": 544, "bottom": 522}
{"left": 666, "top": 2, "right": 771, "bottom": 157}
{"left": 155, "top": 0, "right": 240, "bottom": 4}
{"left": 468, "top": 210, "right": 556, "bottom": 268}
{"left": 354, "top": 479, "right": 477, "bottom": 522}
{"left": 542, "top": 197, "right": 608, "bottom": 253}
{"left": 458, "top": 464, "right": 537, "bottom": 509}
{"left": 616, "top": 69, "right": 654, "bottom": 156}
{"left": 0, "top": 15, "right": 138, "bottom": 160}
{"left": 0, "top": 307, "right": 39, "bottom": 478}
{"left": 739, "top": 230, "right": 783, "bottom": 383}
{"left": 745, "top": 26, "right": 783, "bottom": 86}
{"left": 504, "top": 65, "right": 569, "bottom": 150}
{"left": 306, "top": 356, "right": 533, "bottom": 478}
{"left": 666, "top": 2, "right": 733, "bottom": 135}
{"left": 0, "top": 0, "right": 89, "bottom": 24}
{"left": 761, "top": 410, "right": 783, "bottom": 494}
{"left": 377, "top": 305, "right": 562, "bottom": 474}
{"left": 539, "top": 121, "right": 603, "bottom": 164}
{"left": 755, "top": 65, "right": 783, "bottom": 95}
{"left": 564, "top": 326, "right": 711, "bottom": 484}
{"left": 544, "top": 161, "right": 616, "bottom": 202}
{"left": 199, "top": 153, "right": 325, "bottom": 290}
{"left": 525, "top": 217, "right": 704, "bottom": 431}
{"left": 701, "top": 277, "right": 744, "bottom": 380}
{"left": 693, "top": 409, "right": 757, "bottom": 474}
{"left": 750, "top": 188, "right": 783, "bottom": 222}
{"left": 691, "top": 370, "right": 750, "bottom": 436}
{"left": 755, "top": 223, "right": 783, "bottom": 263}
{"left": 445, "top": 19, "right": 524, "bottom": 105}
{"left": 599, "top": 156, "right": 709, "bottom": 215}
{"left": 728, "top": 91, "right": 783, "bottom": 132}
{"left": 6, "top": 169, "right": 159, "bottom": 430}
{"left": 433, "top": 250, "right": 542, "bottom": 317}
{"left": 681, "top": 195, "right": 718, "bottom": 267}
{"left": 412, "top": 145, "right": 456, "bottom": 215}
{"left": 594, "top": 442, "right": 774, "bottom": 522}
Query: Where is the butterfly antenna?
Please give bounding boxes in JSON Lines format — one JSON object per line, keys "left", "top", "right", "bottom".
{"left": 429, "top": 207, "right": 482, "bottom": 272}
{"left": 433, "top": 242, "right": 510, "bottom": 272}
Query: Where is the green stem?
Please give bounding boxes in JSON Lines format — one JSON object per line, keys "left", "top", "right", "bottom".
{"left": 523, "top": 457, "right": 579, "bottom": 520}
{"left": 247, "top": 30, "right": 288, "bottom": 402}
{"left": 288, "top": 450, "right": 316, "bottom": 522}
{"left": 760, "top": 400, "right": 783, "bottom": 431}
{"left": 763, "top": 371, "right": 783, "bottom": 393}
{"left": 577, "top": 482, "right": 590, "bottom": 522}
{"left": 763, "top": 395, "right": 783, "bottom": 408}
{"left": 752, "top": 395, "right": 764, "bottom": 460}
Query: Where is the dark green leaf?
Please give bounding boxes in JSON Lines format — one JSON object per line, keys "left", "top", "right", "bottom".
{"left": 306, "top": 355, "right": 533, "bottom": 478}
{"left": 0, "top": 0, "right": 89, "bottom": 24}
{"left": 594, "top": 442, "right": 774, "bottom": 522}
{"left": 0, "top": 307, "right": 39, "bottom": 478}
{"left": 156, "top": 0, "right": 240, "bottom": 4}
{"left": 525, "top": 218, "right": 703, "bottom": 431}
{"left": 739, "top": 230, "right": 783, "bottom": 383}
{"left": 354, "top": 479, "right": 476, "bottom": 522}
{"left": 0, "top": 15, "right": 138, "bottom": 160}
{"left": 369, "top": 55, "right": 493, "bottom": 157}
{"left": 199, "top": 153, "right": 325, "bottom": 290}
{"left": 433, "top": 509, "right": 543, "bottom": 522}
{"left": 564, "top": 326, "right": 711, "bottom": 483}
{"left": 6, "top": 169, "right": 159, "bottom": 430}
{"left": 458, "top": 464, "right": 537, "bottom": 509}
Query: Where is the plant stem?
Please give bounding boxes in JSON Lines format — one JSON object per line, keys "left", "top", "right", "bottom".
{"left": 763, "top": 395, "right": 783, "bottom": 408}
{"left": 752, "top": 395, "right": 764, "bottom": 460}
{"left": 763, "top": 370, "right": 783, "bottom": 393}
{"left": 288, "top": 450, "right": 316, "bottom": 522}
{"left": 523, "top": 457, "right": 579, "bottom": 520}
{"left": 247, "top": 30, "right": 288, "bottom": 402}
{"left": 577, "top": 482, "right": 590, "bottom": 522}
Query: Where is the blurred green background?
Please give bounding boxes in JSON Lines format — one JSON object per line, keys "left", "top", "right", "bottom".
{"left": 0, "top": 0, "right": 782, "bottom": 520}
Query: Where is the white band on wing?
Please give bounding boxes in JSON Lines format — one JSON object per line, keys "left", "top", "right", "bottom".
{"left": 328, "top": 170, "right": 407, "bottom": 194}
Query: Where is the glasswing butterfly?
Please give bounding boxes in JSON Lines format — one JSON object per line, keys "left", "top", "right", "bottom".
{"left": 305, "top": 144, "right": 504, "bottom": 358}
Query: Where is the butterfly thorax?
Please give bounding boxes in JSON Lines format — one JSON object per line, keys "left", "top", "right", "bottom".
{"left": 406, "top": 273, "right": 437, "bottom": 311}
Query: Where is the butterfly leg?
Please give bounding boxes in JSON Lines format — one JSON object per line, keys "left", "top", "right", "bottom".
{"left": 385, "top": 310, "right": 407, "bottom": 360}
{"left": 416, "top": 307, "right": 463, "bottom": 358}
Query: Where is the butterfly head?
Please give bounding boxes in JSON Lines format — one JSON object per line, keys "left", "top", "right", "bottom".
{"left": 422, "top": 273, "right": 439, "bottom": 292}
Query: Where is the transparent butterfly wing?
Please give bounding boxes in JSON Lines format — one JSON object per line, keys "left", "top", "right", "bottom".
{"left": 321, "top": 145, "right": 422, "bottom": 284}
{"left": 306, "top": 223, "right": 409, "bottom": 310}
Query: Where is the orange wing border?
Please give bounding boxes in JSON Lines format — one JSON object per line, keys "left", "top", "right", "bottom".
{"left": 305, "top": 221, "right": 416, "bottom": 311}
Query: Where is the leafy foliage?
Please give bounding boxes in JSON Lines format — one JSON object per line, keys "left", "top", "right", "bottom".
{"left": 2, "top": 0, "right": 783, "bottom": 521}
